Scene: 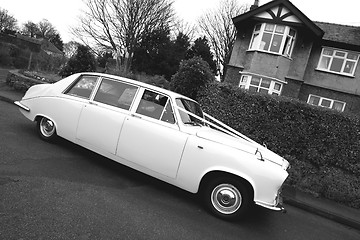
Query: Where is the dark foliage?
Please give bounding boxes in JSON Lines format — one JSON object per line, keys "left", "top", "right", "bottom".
{"left": 170, "top": 57, "right": 214, "bottom": 100}
{"left": 48, "top": 33, "right": 64, "bottom": 52}
{"left": 197, "top": 82, "right": 360, "bottom": 208}
{"left": 186, "top": 37, "right": 217, "bottom": 73}
{"left": 132, "top": 27, "right": 172, "bottom": 78}
{"left": 59, "top": 45, "right": 96, "bottom": 77}
{"left": 132, "top": 29, "right": 190, "bottom": 81}
{"left": 97, "top": 51, "right": 113, "bottom": 69}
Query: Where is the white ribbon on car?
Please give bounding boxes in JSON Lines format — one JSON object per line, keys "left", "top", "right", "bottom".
{"left": 175, "top": 106, "right": 254, "bottom": 143}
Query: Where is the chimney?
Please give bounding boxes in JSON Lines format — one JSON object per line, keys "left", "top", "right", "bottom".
{"left": 250, "top": 0, "right": 259, "bottom": 11}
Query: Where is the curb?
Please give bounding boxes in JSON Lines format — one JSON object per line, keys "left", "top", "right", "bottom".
{"left": 0, "top": 94, "right": 16, "bottom": 105}
{"left": 283, "top": 197, "right": 360, "bottom": 231}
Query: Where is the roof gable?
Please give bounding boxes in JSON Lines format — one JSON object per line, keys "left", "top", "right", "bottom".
{"left": 233, "top": 0, "right": 324, "bottom": 37}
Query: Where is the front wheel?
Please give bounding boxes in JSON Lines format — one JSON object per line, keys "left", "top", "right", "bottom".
{"left": 37, "top": 117, "right": 57, "bottom": 142}
{"left": 201, "top": 177, "right": 252, "bottom": 220}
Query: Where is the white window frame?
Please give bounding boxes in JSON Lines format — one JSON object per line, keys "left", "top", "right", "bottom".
{"left": 239, "top": 75, "right": 283, "bottom": 95}
{"left": 307, "top": 94, "right": 346, "bottom": 112}
{"left": 249, "top": 23, "right": 296, "bottom": 57}
{"left": 317, "top": 47, "right": 359, "bottom": 76}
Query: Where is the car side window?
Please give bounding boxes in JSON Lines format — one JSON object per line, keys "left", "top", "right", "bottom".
{"left": 136, "top": 90, "right": 175, "bottom": 124}
{"left": 94, "top": 78, "right": 138, "bottom": 110}
{"left": 65, "top": 75, "right": 98, "bottom": 99}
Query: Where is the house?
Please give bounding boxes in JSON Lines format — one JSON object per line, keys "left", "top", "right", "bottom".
{"left": 15, "top": 34, "right": 63, "bottom": 57}
{"left": 224, "top": 0, "right": 360, "bottom": 114}
{"left": 0, "top": 31, "right": 63, "bottom": 69}
{"left": 0, "top": 31, "right": 41, "bottom": 53}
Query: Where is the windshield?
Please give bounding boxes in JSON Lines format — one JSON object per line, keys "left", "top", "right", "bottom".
{"left": 175, "top": 98, "right": 204, "bottom": 125}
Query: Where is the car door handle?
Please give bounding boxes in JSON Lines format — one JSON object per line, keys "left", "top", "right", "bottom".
{"left": 89, "top": 101, "right": 98, "bottom": 106}
{"left": 131, "top": 114, "right": 142, "bottom": 119}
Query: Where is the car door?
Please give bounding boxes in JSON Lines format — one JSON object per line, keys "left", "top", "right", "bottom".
{"left": 76, "top": 77, "right": 139, "bottom": 154}
{"left": 116, "top": 89, "right": 188, "bottom": 179}
{"left": 57, "top": 75, "right": 100, "bottom": 141}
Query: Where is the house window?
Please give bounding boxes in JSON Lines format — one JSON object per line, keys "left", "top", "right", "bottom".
{"left": 307, "top": 94, "right": 346, "bottom": 112}
{"left": 317, "top": 48, "right": 359, "bottom": 76}
{"left": 239, "top": 75, "right": 283, "bottom": 95}
{"left": 249, "top": 23, "right": 296, "bottom": 57}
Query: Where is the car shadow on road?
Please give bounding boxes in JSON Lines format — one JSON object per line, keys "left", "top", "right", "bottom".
{"left": 53, "top": 136, "right": 280, "bottom": 224}
{"left": 55, "top": 136, "right": 197, "bottom": 196}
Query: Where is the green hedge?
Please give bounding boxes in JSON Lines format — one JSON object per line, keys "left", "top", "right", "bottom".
{"left": 198, "top": 82, "right": 360, "bottom": 208}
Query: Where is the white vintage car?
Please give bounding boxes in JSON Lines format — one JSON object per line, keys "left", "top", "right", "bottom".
{"left": 15, "top": 72, "right": 289, "bottom": 220}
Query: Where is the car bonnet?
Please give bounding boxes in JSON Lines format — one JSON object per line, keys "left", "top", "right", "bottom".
{"left": 196, "top": 128, "right": 286, "bottom": 167}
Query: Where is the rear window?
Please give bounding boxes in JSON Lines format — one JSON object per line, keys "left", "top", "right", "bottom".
{"left": 65, "top": 75, "right": 98, "bottom": 99}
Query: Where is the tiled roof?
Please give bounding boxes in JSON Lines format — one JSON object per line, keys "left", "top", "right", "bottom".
{"left": 15, "top": 34, "right": 63, "bottom": 54}
{"left": 315, "top": 22, "right": 360, "bottom": 47}
{"left": 38, "top": 39, "right": 63, "bottom": 55}
{"left": 16, "top": 33, "right": 42, "bottom": 45}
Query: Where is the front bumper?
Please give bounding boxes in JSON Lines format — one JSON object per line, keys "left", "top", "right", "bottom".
{"left": 255, "top": 188, "right": 286, "bottom": 213}
{"left": 14, "top": 101, "right": 30, "bottom": 112}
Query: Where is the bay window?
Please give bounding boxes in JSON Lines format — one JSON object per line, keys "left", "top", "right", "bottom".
{"left": 249, "top": 23, "right": 296, "bottom": 57}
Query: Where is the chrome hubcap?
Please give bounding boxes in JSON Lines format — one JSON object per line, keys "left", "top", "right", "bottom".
{"left": 211, "top": 184, "right": 242, "bottom": 214}
{"left": 40, "top": 118, "right": 55, "bottom": 137}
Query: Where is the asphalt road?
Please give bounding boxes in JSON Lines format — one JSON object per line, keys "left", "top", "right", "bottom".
{"left": 1, "top": 100, "right": 360, "bottom": 240}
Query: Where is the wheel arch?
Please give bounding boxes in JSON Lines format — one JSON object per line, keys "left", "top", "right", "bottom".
{"left": 34, "top": 114, "right": 59, "bottom": 132}
{"left": 35, "top": 114, "right": 56, "bottom": 124}
{"left": 198, "top": 170, "right": 255, "bottom": 202}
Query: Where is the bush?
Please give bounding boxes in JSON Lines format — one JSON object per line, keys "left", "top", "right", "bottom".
{"left": 0, "top": 42, "right": 13, "bottom": 66}
{"left": 139, "top": 75, "right": 170, "bottom": 89}
{"left": 170, "top": 56, "right": 214, "bottom": 100}
{"left": 105, "top": 67, "right": 170, "bottom": 89}
{"left": 197, "top": 82, "right": 360, "bottom": 208}
{"left": 33, "top": 51, "right": 66, "bottom": 73}
{"left": 59, "top": 45, "right": 96, "bottom": 77}
{"left": 0, "top": 43, "right": 32, "bottom": 68}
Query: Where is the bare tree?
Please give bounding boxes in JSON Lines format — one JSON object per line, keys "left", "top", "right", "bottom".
{"left": 72, "top": 0, "right": 175, "bottom": 72}
{"left": 197, "top": 0, "right": 248, "bottom": 81}
{"left": 37, "top": 19, "right": 58, "bottom": 39}
{"left": 22, "top": 21, "right": 39, "bottom": 37}
{"left": 0, "top": 8, "right": 17, "bottom": 31}
{"left": 172, "top": 19, "right": 197, "bottom": 42}
{"left": 21, "top": 19, "right": 63, "bottom": 51}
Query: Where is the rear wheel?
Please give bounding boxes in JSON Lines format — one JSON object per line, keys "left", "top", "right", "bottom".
{"left": 201, "top": 177, "right": 251, "bottom": 220}
{"left": 37, "top": 117, "right": 57, "bottom": 142}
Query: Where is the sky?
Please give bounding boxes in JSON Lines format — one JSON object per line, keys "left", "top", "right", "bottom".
{"left": 1, "top": 0, "right": 359, "bottom": 43}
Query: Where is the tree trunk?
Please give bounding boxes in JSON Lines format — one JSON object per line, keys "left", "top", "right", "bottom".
{"left": 27, "top": 52, "right": 33, "bottom": 70}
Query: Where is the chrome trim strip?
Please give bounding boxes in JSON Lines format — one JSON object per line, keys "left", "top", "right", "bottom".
{"left": 255, "top": 192, "right": 286, "bottom": 213}
{"left": 255, "top": 201, "right": 285, "bottom": 212}
{"left": 14, "top": 101, "right": 30, "bottom": 112}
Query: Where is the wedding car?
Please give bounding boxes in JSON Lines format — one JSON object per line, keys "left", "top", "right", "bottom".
{"left": 15, "top": 72, "right": 290, "bottom": 220}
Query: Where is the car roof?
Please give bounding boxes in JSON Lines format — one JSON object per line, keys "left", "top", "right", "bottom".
{"left": 78, "top": 72, "right": 196, "bottom": 103}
